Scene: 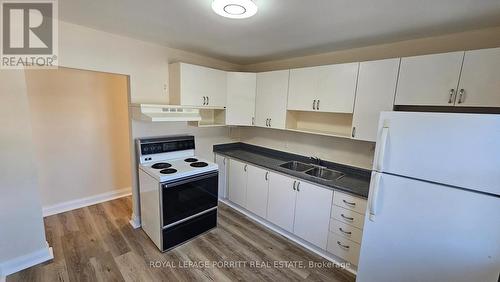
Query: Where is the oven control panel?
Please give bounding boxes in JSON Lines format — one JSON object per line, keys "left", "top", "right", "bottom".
{"left": 139, "top": 136, "right": 195, "bottom": 156}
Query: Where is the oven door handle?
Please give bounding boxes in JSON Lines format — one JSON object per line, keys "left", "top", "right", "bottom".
{"left": 162, "top": 171, "right": 218, "bottom": 188}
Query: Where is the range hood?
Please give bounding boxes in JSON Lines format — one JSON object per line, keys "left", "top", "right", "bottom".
{"left": 131, "top": 104, "right": 202, "bottom": 122}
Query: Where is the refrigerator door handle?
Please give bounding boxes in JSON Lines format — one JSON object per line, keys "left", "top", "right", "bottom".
{"left": 374, "top": 126, "right": 389, "bottom": 172}
{"left": 368, "top": 172, "right": 382, "bottom": 222}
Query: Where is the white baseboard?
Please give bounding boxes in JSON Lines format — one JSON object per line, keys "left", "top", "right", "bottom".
{"left": 219, "top": 199, "right": 357, "bottom": 276}
{"left": 42, "top": 187, "right": 131, "bottom": 217}
{"left": 129, "top": 213, "right": 141, "bottom": 229}
{"left": 0, "top": 242, "right": 53, "bottom": 277}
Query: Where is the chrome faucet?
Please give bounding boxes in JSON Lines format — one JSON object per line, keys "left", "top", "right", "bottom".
{"left": 310, "top": 156, "right": 321, "bottom": 165}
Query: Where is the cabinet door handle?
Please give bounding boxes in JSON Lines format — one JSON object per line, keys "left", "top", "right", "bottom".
{"left": 351, "top": 127, "right": 356, "bottom": 138}
{"left": 203, "top": 96, "right": 207, "bottom": 105}
{"left": 265, "top": 171, "right": 269, "bottom": 181}
{"left": 341, "top": 214, "right": 354, "bottom": 221}
{"left": 343, "top": 199, "right": 356, "bottom": 206}
{"left": 223, "top": 158, "right": 226, "bottom": 165}
{"left": 293, "top": 181, "right": 296, "bottom": 190}
{"left": 448, "top": 89, "right": 456, "bottom": 104}
{"left": 313, "top": 100, "right": 317, "bottom": 110}
{"left": 296, "top": 181, "right": 300, "bottom": 192}
{"left": 339, "top": 227, "right": 352, "bottom": 235}
{"left": 252, "top": 117, "right": 255, "bottom": 125}
{"left": 269, "top": 118, "right": 271, "bottom": 127}
{"left": 207, "top": 96, "right": 210, "bottom": 105}
{"left": 458, "top": 89, "right": 465, "bottom": 104}
{"left": 337, "top": 241, "right": 350, "bottom": 249}
{"left": 317, "top": 100, "right": 320, "bottom": 110}
{"left": 244, "top": 164, "right": 247, "bottom": 172}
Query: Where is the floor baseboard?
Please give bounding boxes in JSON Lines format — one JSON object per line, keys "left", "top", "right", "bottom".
{"left": 0, "top": 242, "right": 53, "bottom": 277}
{"left": 42, "top": 188, "right": 131, "bottom": 217}
{"left": 129, "top": 213, "right": 141, "bottom": 229}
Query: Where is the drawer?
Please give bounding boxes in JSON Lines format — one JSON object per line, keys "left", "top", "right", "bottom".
{"left": 333, "top": 191, "right": 367, "bottom": 214}
{"left": 327, "top": 232, "right": 361, "bottom": 266}
{"left": 331, "top": 206, "right": 365, "bottom": 229}
{"left": 330, "top": 219, "right": 363, "bottom": 244}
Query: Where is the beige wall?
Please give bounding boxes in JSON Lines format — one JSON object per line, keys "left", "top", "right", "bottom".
{"left": 0, "top": 71, "right": 49, "bottom": 274}
{"left": 25, "top": 68, "right": 131, "bottom": 207}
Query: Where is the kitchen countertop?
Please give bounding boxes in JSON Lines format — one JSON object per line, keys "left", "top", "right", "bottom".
{"left": 213, "top": 142, "right": 371, "bottom": 198}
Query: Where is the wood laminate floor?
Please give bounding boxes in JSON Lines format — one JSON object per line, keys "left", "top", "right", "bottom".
{"left": 7, "top": 197, "right": 355, "bottom": 282}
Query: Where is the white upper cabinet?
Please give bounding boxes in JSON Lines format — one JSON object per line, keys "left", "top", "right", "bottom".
{"left": 293, "top": 181, "right": 333, "bottom": 249}
{"left": 395, "top": 51, "right": 464, "bottom": 106}
{"left": 169, "top": 62, "right": 227, "bottom": 108}
{"left": 288, "top": 63, "right": 359, "bottom": 113}
{"left": 266, "top": 172, "right": 297, "bottom": 232}
{"left": 255, "top": 70, "right": 290, "bottom": 129}
{"left": 226, "top": 72, "right": 257, "bottom": 126}
{"left": 245, "top": 165, "right": 269, "bottom": 218}
{"left": 352, "top": 58, "right": 400, "bottom": 142}
{"left": 456, "top": 47, "right": 500, "bottom": 107}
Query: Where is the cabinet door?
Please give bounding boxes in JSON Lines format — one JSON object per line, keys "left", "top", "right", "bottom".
{"left": 228, "top": 159, "right": 247, "bottom": 207}
{"left": 245, "top": 165, "right": 269, "bottom": 218}
{"left": 214, "top": 154, "right": 227, "bottom": 199}
{"left": 456, "top": 47, "right": 500, "bottom": 107}
{"left": 266, "top": 172, "right": 297, "bottom": 232}
{"left": 226, "top": 72, "right": 256, "bottom": 126}
{"left": 395, "top": 52, "right": 464, "bottom": 106}
{"left": 255, "top": 70, "right": 289, "bottom": 129}
{"left": 178, "top": 63, "right": 226, "bottom": 107}
{"left": 288, "top": 63, "right": 359, "bottom": 113}
{"left": 206, "top": 68, "right": 228, "bottom": 108}
{"left": 293, "top": 181, "right": 333, "bottom": 249}
{"left": 288, "top": 67, "right": 318, "bottom": 111}
{"left": 315, "top": 63, "right": 359, "bottom": 113}
{"left": 352, "top": 58, "right": 400, "bottom": 142}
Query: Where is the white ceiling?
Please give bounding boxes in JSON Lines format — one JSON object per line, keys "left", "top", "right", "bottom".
{"left": 59, "top": 0, "right": 500, "bottom": 64}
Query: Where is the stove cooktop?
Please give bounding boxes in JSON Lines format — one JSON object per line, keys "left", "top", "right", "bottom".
{"left": 151, "top": 162, "right": 172, "bottom": 169}
{"left": 139, "top": 156, "right": 218, "bottom": 182}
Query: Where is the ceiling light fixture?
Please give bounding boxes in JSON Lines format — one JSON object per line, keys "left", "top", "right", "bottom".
{"left": 212, "top": 0, "right": 258, "bottom": 19}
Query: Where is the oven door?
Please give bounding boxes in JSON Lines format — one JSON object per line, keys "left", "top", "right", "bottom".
{"left": 161, "top": 171, "right": 218, "bottom": 227}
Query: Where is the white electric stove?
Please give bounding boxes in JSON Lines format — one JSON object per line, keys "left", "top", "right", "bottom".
{"left": 136, "top": 135, "right": 218, "bottom": 252}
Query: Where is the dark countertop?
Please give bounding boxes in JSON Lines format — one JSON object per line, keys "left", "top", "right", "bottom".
{"left": 213, "top": 142, "right": 371, "bottom": 198}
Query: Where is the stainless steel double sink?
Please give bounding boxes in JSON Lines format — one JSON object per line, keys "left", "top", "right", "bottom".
{"left": 279, "top": 161, "right": 344, "bottom": 181}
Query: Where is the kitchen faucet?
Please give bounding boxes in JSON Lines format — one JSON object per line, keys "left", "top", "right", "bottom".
{"left": 310, "top": 156, "right": 321, "bottom": 165}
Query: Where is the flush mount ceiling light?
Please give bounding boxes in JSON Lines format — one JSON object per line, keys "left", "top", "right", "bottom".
{"left": 212, "top": 0, "right": 258, "bottom": 19}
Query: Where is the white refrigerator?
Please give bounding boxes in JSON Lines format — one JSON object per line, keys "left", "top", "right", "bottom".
{"left": 356, "top": 112, "right": 500, "bottom": 282}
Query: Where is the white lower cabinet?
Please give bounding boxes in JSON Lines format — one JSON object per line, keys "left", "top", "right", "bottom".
{"left": 225, "top": 158, "right": 367, "bottom": 267}
{"left": 215, "top": 154, "right": 228, "bottom": 199}
{"left": 266, "top": 172, "right": 297, "bottom": 232}
{"left": 327, "top": 191, "right": 367, "bottom": 266}
{"left": 327, "top": 232, "right": 361, "bottom": 266}
{"left": 245, "top": 165, "right": 269, "bottom": 218}
{"left": 228, "top": 159, "right": 248, "bottom": 207}
{"left": 293, "top": 181, "right": 333, "bottom": 249}
{"left": 330, "top": 219, "right": 363, "bottom": 244}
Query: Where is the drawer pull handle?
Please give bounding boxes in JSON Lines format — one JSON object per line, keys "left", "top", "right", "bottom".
{"left": 341, "top": 214, "right": 354, "bottom": 221}
{"left": 337, "top": 241, "right": 350, "bottom": 249}
{"left": 342, "top": 199, "right": 356, "bottom": 206}
{"left": 339, "top": 227, "right": 352, "bottom": 235}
